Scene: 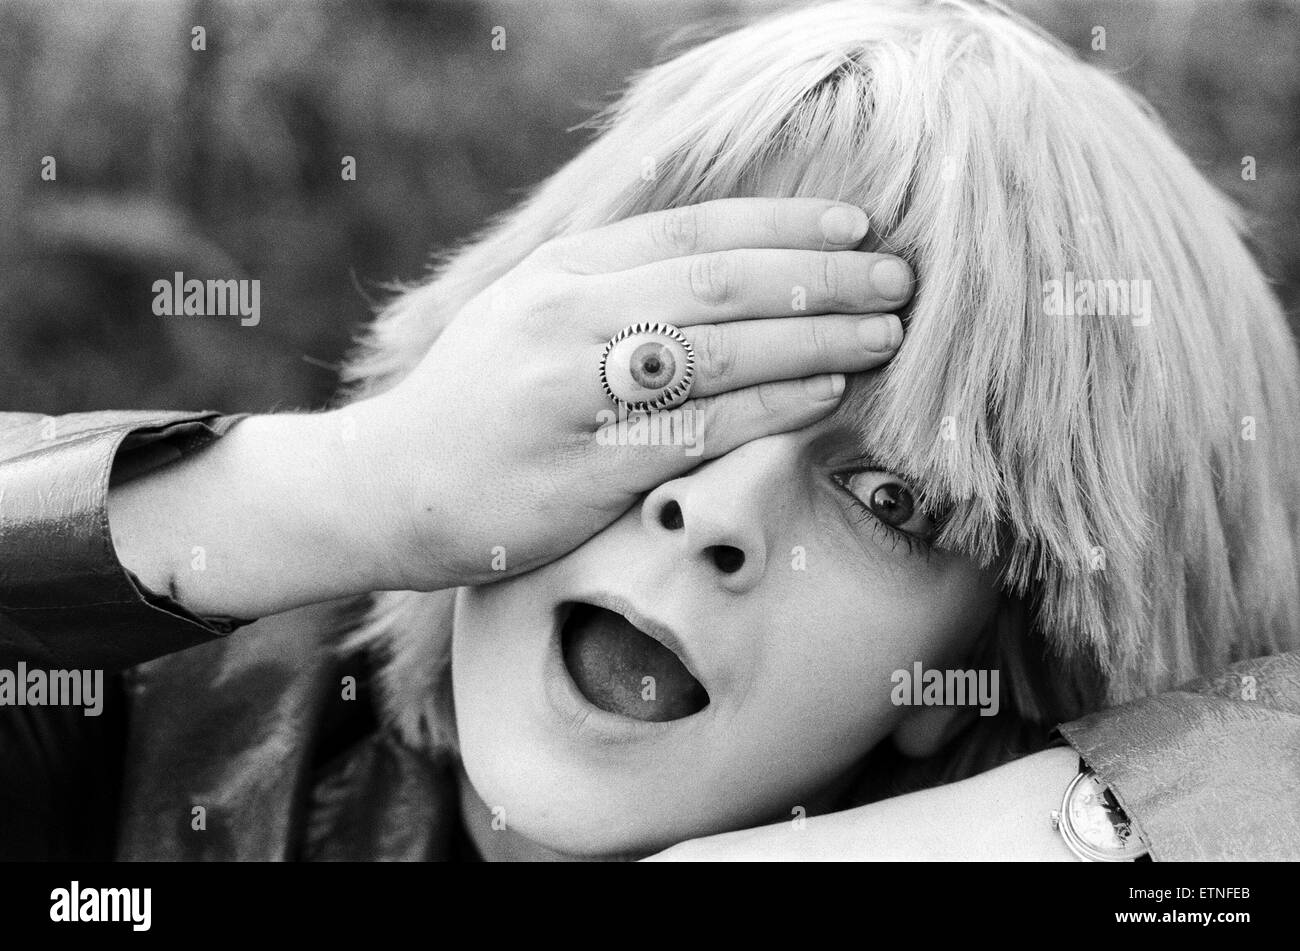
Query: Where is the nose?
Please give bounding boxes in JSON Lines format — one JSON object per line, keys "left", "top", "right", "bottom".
{"left": 640, "top": 439, "right": 798, "bottom": 594}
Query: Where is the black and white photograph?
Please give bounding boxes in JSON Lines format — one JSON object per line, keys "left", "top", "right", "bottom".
{"left": 0, "top": 0, "right": 1296, "bottom": 921}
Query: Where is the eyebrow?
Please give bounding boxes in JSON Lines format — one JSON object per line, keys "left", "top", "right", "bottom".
{"left": 825, "top": 371, "right": 958, "bottom": 520}
{"left": 826, "top": 371, "right": 896, "bottom": 459}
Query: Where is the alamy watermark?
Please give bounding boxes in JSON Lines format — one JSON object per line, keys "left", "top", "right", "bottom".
{"left": 890, "top": 662, "right": 1000, "bottom": 717}
{"left": 152, "top": 271, "right": 260, "bottom": 326}
{"left": 50, "top": 882, "right": 151, "bottom": 931}
{"left": 1043, "top": 270, "right": 1151, "bottom": 327}
{"left": 0, "top": 663, "right": 104, "bottom": 716}
{"left": 595, "top": 405, "right": 704, "bottom": 457}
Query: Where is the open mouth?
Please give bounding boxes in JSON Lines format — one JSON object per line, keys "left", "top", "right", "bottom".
{"left": 560, "top": 601, "right": 709, "bottom": 722}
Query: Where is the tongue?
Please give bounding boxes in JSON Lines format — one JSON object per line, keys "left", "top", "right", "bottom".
{"left": 562, "top": 604, "right": 708, "bottom": 721}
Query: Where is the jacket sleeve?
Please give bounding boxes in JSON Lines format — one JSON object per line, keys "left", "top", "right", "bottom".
{"left": 0, "top": 410, "right": 255, "bottom": 672}
{"left": 1057, "top": 649, "right": 1300, "bottom": 860}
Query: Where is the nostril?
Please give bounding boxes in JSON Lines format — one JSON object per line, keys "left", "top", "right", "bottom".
{"left": 659, "top": 500, "right": 684, "bottom": 530}
{"left": 709, "top": 545, "right": 745, "bottom": 574}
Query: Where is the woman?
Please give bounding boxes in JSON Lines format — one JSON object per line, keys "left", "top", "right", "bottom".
{"left": 3, "top": 0, "right": 1298, "bottom": 861}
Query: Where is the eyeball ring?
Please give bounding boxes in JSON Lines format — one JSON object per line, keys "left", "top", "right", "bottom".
{"left": 599, "top": 322, "right": 696, "bottom": 412}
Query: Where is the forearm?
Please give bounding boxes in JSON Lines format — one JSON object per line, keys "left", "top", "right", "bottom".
{"left": 825, "top": 745, "right": 1079, "bottom": 860}
{"left": 107, "top": 410, "right": 402, "bottom": 618}
{"left": 648, "top": 745, "right": 1081, "bottom": 861}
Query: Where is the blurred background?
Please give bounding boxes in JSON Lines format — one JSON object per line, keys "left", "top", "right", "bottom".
{"left": 1, "top": 0, "right": 1297, "bottom": 414}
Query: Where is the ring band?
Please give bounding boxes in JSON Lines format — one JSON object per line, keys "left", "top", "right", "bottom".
{"left": 599, "top": 322, "right": 696, "bottom": 412}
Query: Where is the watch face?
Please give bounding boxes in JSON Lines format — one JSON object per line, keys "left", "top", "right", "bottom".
{"left": 1065, "top": 771, "right": 1147, "bottom": 860}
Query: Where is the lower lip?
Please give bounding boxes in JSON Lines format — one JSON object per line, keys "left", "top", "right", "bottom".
{"left": 542, "top": 607, "right": 708, "bottom": 746}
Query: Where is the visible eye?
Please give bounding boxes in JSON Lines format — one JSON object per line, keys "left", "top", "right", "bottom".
{"left": 630, "top": 342, "right": 676, "bottom": 389}
{"left": 831, "top": 470, "right": 937, "bottom": 541}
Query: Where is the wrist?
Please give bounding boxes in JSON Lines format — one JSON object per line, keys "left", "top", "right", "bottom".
{"left": 109, "top": 410, "right": 400, "bottom": 617}
{"left": 336, "top": 394, "right": 468, "bottom": 593}
{"left": 238, "top": 409, "right": 404, "bottom": 598}
{"left": 828, "top": 745, "right": 1081, "bottom": 860}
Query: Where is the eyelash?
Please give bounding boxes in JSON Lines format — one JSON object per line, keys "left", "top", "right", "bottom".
{"left": 829, "top": 472, "right": 935, "bottom": 559}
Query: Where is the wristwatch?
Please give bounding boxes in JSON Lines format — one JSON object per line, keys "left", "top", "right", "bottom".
{"left": 1050, "top": 758, "right": 1150, "bottom": 862}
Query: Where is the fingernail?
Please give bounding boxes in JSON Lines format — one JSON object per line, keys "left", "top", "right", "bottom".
{"left": 820, "top": 205, "right": 869, "bottom": 244}
{"left": 871, "top": 258, "right": 913, "bottom": 300}
{"left": 858, "top": 314, "right": 903, "bottom": 352}
{"left": 806, "top": 373, "right": 846, "bottom": 401}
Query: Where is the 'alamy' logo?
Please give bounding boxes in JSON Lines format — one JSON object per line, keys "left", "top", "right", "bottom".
{"left": 595, "top": 405, "right": 704, "bottom": 457}
{"left": 1043, "top": 270, "right": 1151, "bottom": 327}
{"left": 0, "top": 663, "right": 103, "bottom": 716}
{"left": 50, "top": 882, "right": 151, "bottom": 931}
{"left": 153, "top": 271, "right": 260, "bottom": 326}
{"left": 890, "top": 662, "right": 1000, "bottom": 717}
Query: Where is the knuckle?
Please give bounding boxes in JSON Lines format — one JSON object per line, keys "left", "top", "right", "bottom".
{"left": 687, "top": 252, "right": 735, "bottom": 307}
{"left": 525, "top": 277, "right": 584, "bottom": 324}
{"left": 690, "top": 396, "right": 731, "bottom": 453}
{"left": 806, "top": 318, "right": 835, "bottom": 359}
{"left": 697, "top": 325, "right": 736, "bottom": 383}
{"left": 753, "top": 381, "right": 784, "bottom": 417}
{"left": 525, "top": 238, "right": 568, "bottom": 271}
{"left": 656, "top": 205, "right": 703, "bottom": 256}
{"left": 762, "top": 200, "right": 783, "bottom": 244}
{"left": 816, "top": 253, "right": 842, "bottom": 305}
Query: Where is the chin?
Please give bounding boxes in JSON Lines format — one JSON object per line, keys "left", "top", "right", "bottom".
{"left": 464, "top": 761, "right": 670, "bottom": 858}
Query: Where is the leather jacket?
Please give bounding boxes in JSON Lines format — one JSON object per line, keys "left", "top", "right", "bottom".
{"left": 2, "top": 410, "right": 1298, "bottom": 860}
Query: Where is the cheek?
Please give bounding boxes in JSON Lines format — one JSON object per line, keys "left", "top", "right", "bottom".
{"left": 449, "top": 579, "right": 546, "bottom": 746}
{"left": 736, "top": 558, "right": 997, "bottom": 770}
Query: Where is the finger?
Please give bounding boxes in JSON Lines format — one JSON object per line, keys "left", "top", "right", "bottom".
{"left": 685, "top": 314, "right": 902, "bottom": 398}
{"left": 535, "top": 198, "right": 872, "bottom": 274}
{"left": 591, "top": 375, "right": 847, "bottom": 484}
{"left": 690, "top": 375, "right": 848, "bottom": 460}
{"left": 591, "top": 248, "right": 914, "bottom": 328}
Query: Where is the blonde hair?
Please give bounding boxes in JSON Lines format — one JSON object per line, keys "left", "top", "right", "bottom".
{"left": 342, "top": 0, "right": 1300, "bottom": 773}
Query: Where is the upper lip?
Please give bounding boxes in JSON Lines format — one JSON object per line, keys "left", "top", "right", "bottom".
{"left": 565, "top": 591, "right": 706, "bottom": 689}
